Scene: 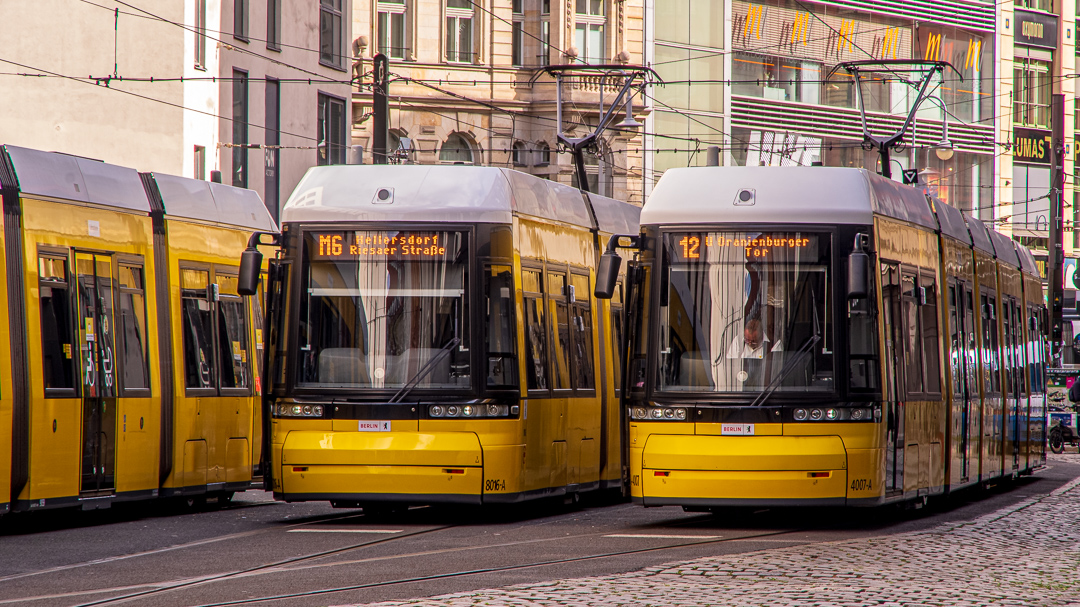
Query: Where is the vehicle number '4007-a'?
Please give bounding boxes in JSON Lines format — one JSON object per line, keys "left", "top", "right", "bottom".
{"left": 485, "top": 479, "right": 506, "bottom": 492}
{"left": 850, "top": 478, "right": 872, "bottom": 491}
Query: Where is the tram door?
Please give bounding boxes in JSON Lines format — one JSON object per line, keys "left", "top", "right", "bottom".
{"left": 961, "top": 286, "right": 978, "bottom": 479}
{"left": 881, "top": 264, "right": 904, "bottom": 495}
{"left": 1003, "top": 298, "right": 1021, "bottom": 471}
{"left": 75, "top": 252, "right": 118, "bottom": 494}
{"left": 949, "top": 282, "right": 976, "bottom": 481}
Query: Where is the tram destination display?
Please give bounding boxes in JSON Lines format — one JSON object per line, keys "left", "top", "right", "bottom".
{"left": 309, "top": 230, "right": 462, "bottom": 260}
{"left": 671, "top": 232, "right": 817, "bottom": 260}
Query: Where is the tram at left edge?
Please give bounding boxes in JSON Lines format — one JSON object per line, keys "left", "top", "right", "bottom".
{"left": 0, "top": 144, "right": 277, "bottom": 514}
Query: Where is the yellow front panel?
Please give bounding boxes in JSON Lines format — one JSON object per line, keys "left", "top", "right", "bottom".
{"left": 282, "top": 430, "right": 483, "bottom": 467}
{"left": 642, "top": 469, "right": 847, "bottom": 501}
{"left": 27, "top": 399, "right": 81, "bottom": 499}
{"left": 846, "top": 448, "right": 884, "bottom": 499}
{"left": 643, "top": 434, "right": 847, "bottom": 472}
{"left": 481, "top": 444, "right": 526, "bottom": 495}
{"left": 282, "top": 464, "right": 482, "bottom": 496}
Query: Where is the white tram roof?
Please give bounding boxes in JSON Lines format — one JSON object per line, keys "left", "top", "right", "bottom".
{"left": 1, "top": 145, "right": 150, "bottom": 213}
{"left": 146, "top": 173, "right": 277, "bottom": 232}
{"left": 281, "top": 165, "right": 639, "bottom": 233}
{"left": 642, "top": 167, "right": 937, "bottom": 230}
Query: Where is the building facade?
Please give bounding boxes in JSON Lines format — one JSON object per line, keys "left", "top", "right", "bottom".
{"left": 646, "top": 0, "right": 1077, "bottom": 263}
{"left": 349, "top": 0, "right": 646, "bottom": 204}
{"left": 0, "top": 0, "right": 352, "bottom": 221}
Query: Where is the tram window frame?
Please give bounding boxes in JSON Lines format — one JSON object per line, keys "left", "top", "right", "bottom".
{"left": 900, "top": 270, "right": 924, "bottom": 396}
{"left": 38, "top": 249, "right": 79, "bottom": 397}
{"left": 116, "top": 258, "right": 152, "bottom": 397}
{"left": 610, "top": 280, "right": 625, "bottom": 395}
{"left": 484, "top": 263, "right": 519, "bottom": 389}
{"left": 919, "top": 271, "right": 941, "bottom": 396}
{"left": 180, "top": 265, "right": 218, "bottom": 395}
{"left": 947, "top": 283, "right": 962, "bottom": 399}
{"left": 215, "top": 269, "right": 253, "bottom": 396}
{"left": 847, "top": 255, "right": 879, "bottom": 394}
{"left": 547, "top": 268, "right": 574, "bottom": 394}
{"left": 880, "top": 262, "right": 903, "bottom": 402}
{"left": 982, "top": 291, "right": 1002, "bottom": 395}
{"left": 521, "top": 264, "right": 551, "bottom": 393}
{"left": 569, "top": 269, "right": 596, "bottom": 393}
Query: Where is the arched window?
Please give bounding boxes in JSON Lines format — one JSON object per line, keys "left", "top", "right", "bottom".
{"left": 536, "top": 142, "right": 551, "bottom": 166}
{"left": 439, "top": 133, "right": 474, "bottom": 164}
{"left": 512, "top": 141, "right": 529, "bottom": 167}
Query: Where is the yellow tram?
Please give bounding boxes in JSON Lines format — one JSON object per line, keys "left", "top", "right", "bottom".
{"left": 237, "top": 165, "right": 639, "bottom": 507}
{"left": 595, "top": 167, "right": 1045, "bottom": 508}
{"left": 0, "top": 145, "right": 275, "bottom": 513}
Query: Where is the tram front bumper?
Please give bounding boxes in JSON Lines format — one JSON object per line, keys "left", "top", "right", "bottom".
{"left": 278, "top": 430, "right": 483, "bottom": 503}
{"left": 638, "top": 434, "right": 848, "bottom": 507}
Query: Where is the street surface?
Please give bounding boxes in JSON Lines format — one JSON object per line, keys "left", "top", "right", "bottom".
{"left": 0, "top": 456, "right": 1077, "bottom": 607}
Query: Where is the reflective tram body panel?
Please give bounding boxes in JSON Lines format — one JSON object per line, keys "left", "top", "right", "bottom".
{"left": 265, "top": 166, "right": 638, "bottom": 506}
{"left": 0, "top": 196, "right": 11, "bottom": 514}
{"left": 624, "top": 167, "right": 1045, "bottom": 508}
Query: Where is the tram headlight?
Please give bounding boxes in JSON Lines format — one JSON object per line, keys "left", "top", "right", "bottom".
{"left": 825, "top": 408, "right": 839, "bottom": 421}
{"left": 809, "top": 408, "right": 824, "bottom": 421}
{"left": 663, "top": 408, "right": 674, "bottom": 419}
{"left": 447, "top": 406, "right": 460, "bottom": 417}
{"left": 275, "top": 403, "right": 327, "bottom": 418}
{"left": 650, "top": 408, "right": 664, "bottom": 419}
{"left": 291, "top": 405, "right": 303, "bottom": 416}
{"left": 850, "top": 408, "right": 865, "bottom": 421}
{"left": 302, "top": 405, "right": 312, "bottom": 416}
{"left": 793, "top": 408, "right": 808, "bottom": 421}
{"left": 488, "top": 404, "right": 501, "bottom": 416}
{"left": 462, "top": 405, "right": 474, "bottom": 417}
{"left": 430, "top": 405, "right": 444, "bottom": 418}
{"left": 632, "top": 407, "right": 647, "bottom": 420}
{"left": 313, "top": 406, "right": 323, "bottom": 416}
{"left": 674, "top": 408, "right": 687, "bottom": 420}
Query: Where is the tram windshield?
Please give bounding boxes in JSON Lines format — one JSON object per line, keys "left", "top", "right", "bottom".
{"left": 658, "top": 231, "right": 834, "bottom": 393}
{"left": 296, "top": 230, "right": 470, "bottom": 390}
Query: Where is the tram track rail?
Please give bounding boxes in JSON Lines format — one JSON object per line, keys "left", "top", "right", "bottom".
{"left": 11, "top": 523, "right": 809, "bottom": 607}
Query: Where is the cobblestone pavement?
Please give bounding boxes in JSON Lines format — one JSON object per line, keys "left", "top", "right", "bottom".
{"left": 343, "top": 456, "right": 1080, "bottom": 607}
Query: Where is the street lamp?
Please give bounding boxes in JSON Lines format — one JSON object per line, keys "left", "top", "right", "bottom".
{"left": 915, "top": 95, "right": 955, "bottom": 161}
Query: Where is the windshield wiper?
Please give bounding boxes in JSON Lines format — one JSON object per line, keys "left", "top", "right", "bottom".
{"left": 389, "top": 337, "right": 462, "bottom": 404}
{"left": 750, "top": 285, "right": 822, "bottom": 409}
{"left": 748, "top": 333, "right": 820, "bottom": 408}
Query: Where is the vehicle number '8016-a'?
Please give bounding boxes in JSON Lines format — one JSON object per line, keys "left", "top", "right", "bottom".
{"left": 850, "top": 478, "right": 872, "bottom": 491}
{"left": 485, "top": 479, "right": 506, "bottom": 492}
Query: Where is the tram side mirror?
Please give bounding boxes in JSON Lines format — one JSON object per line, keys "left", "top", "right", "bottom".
{"left": 847, "top": 249, "right": 869, "bottom": 300}
{"left": 238, "top": 246, "right": 263, "bottom": 296}
{"left": 595, "top": 250, "right": 622, "bottom": 300}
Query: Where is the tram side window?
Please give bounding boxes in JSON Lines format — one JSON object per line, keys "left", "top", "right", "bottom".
{"left": 982, "top": 294, "right": 1001, "bottom": 394}
{"left": 919, "top": 274, "right": 941, "bottom": 395}
{"left": 880, "top": 263, "right": 902, "bottom": 401}
{"left": 181, "top": 268, "right": 216, "bottom": 390}
{"left": 117, "top": 264, "right": 150, "bottom": 393}
{"left": 216, "top": 273, "right": 251, "bottom": 392}
{"left": 522, "top": 268, "right": 549, "bottom": 391}
{"left": 570, "top": 272, "right": 595, "bottom": 391}
{"left": 848, "top": 263, "right": 878, "bottom": 392}
{"left": 610, "top": 282, "right": 624, "bottom": 392}
{"left": 548, "top": 271, "right": 572, "bottom": 391}
{"left": 39, "top": 255, "right": 77, "bottom": 392}
{"left": 900, "top": 272, "right": 924, "bottom": 395}
{"left": 485, "top": 264, "right": 518, "bottom": 387}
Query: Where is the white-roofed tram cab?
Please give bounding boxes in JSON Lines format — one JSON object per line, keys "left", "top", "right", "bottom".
{"left": 596, "top": 166, "right": 1045, "bottom": 508}
{"left": 239, "top": 165, "right": 639, "bottom": 508}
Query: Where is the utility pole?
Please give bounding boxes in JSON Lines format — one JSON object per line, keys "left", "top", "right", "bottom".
{"left": 372, "top": 53, "right": 389, "bottom": 165}
{"left": 1049, "top": 93, "right": 1065, "bottom": 363}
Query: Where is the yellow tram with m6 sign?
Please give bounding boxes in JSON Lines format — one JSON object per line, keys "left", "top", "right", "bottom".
{"left": 236, "top": 165, "right": 639, "bottom": 509}
{"left": 595, "top": 166, "right": 1046, "bottom": 508}
{"left": 0, "top": 145, "right": 275, "bottom": 513}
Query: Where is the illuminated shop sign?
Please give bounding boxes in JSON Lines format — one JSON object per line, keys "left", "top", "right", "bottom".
{"left": 1013, "top": 127, "right": 1052, "bottom": 165}
{"left": 1015, "top": 10, "right": 1058, "bottom": 49}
